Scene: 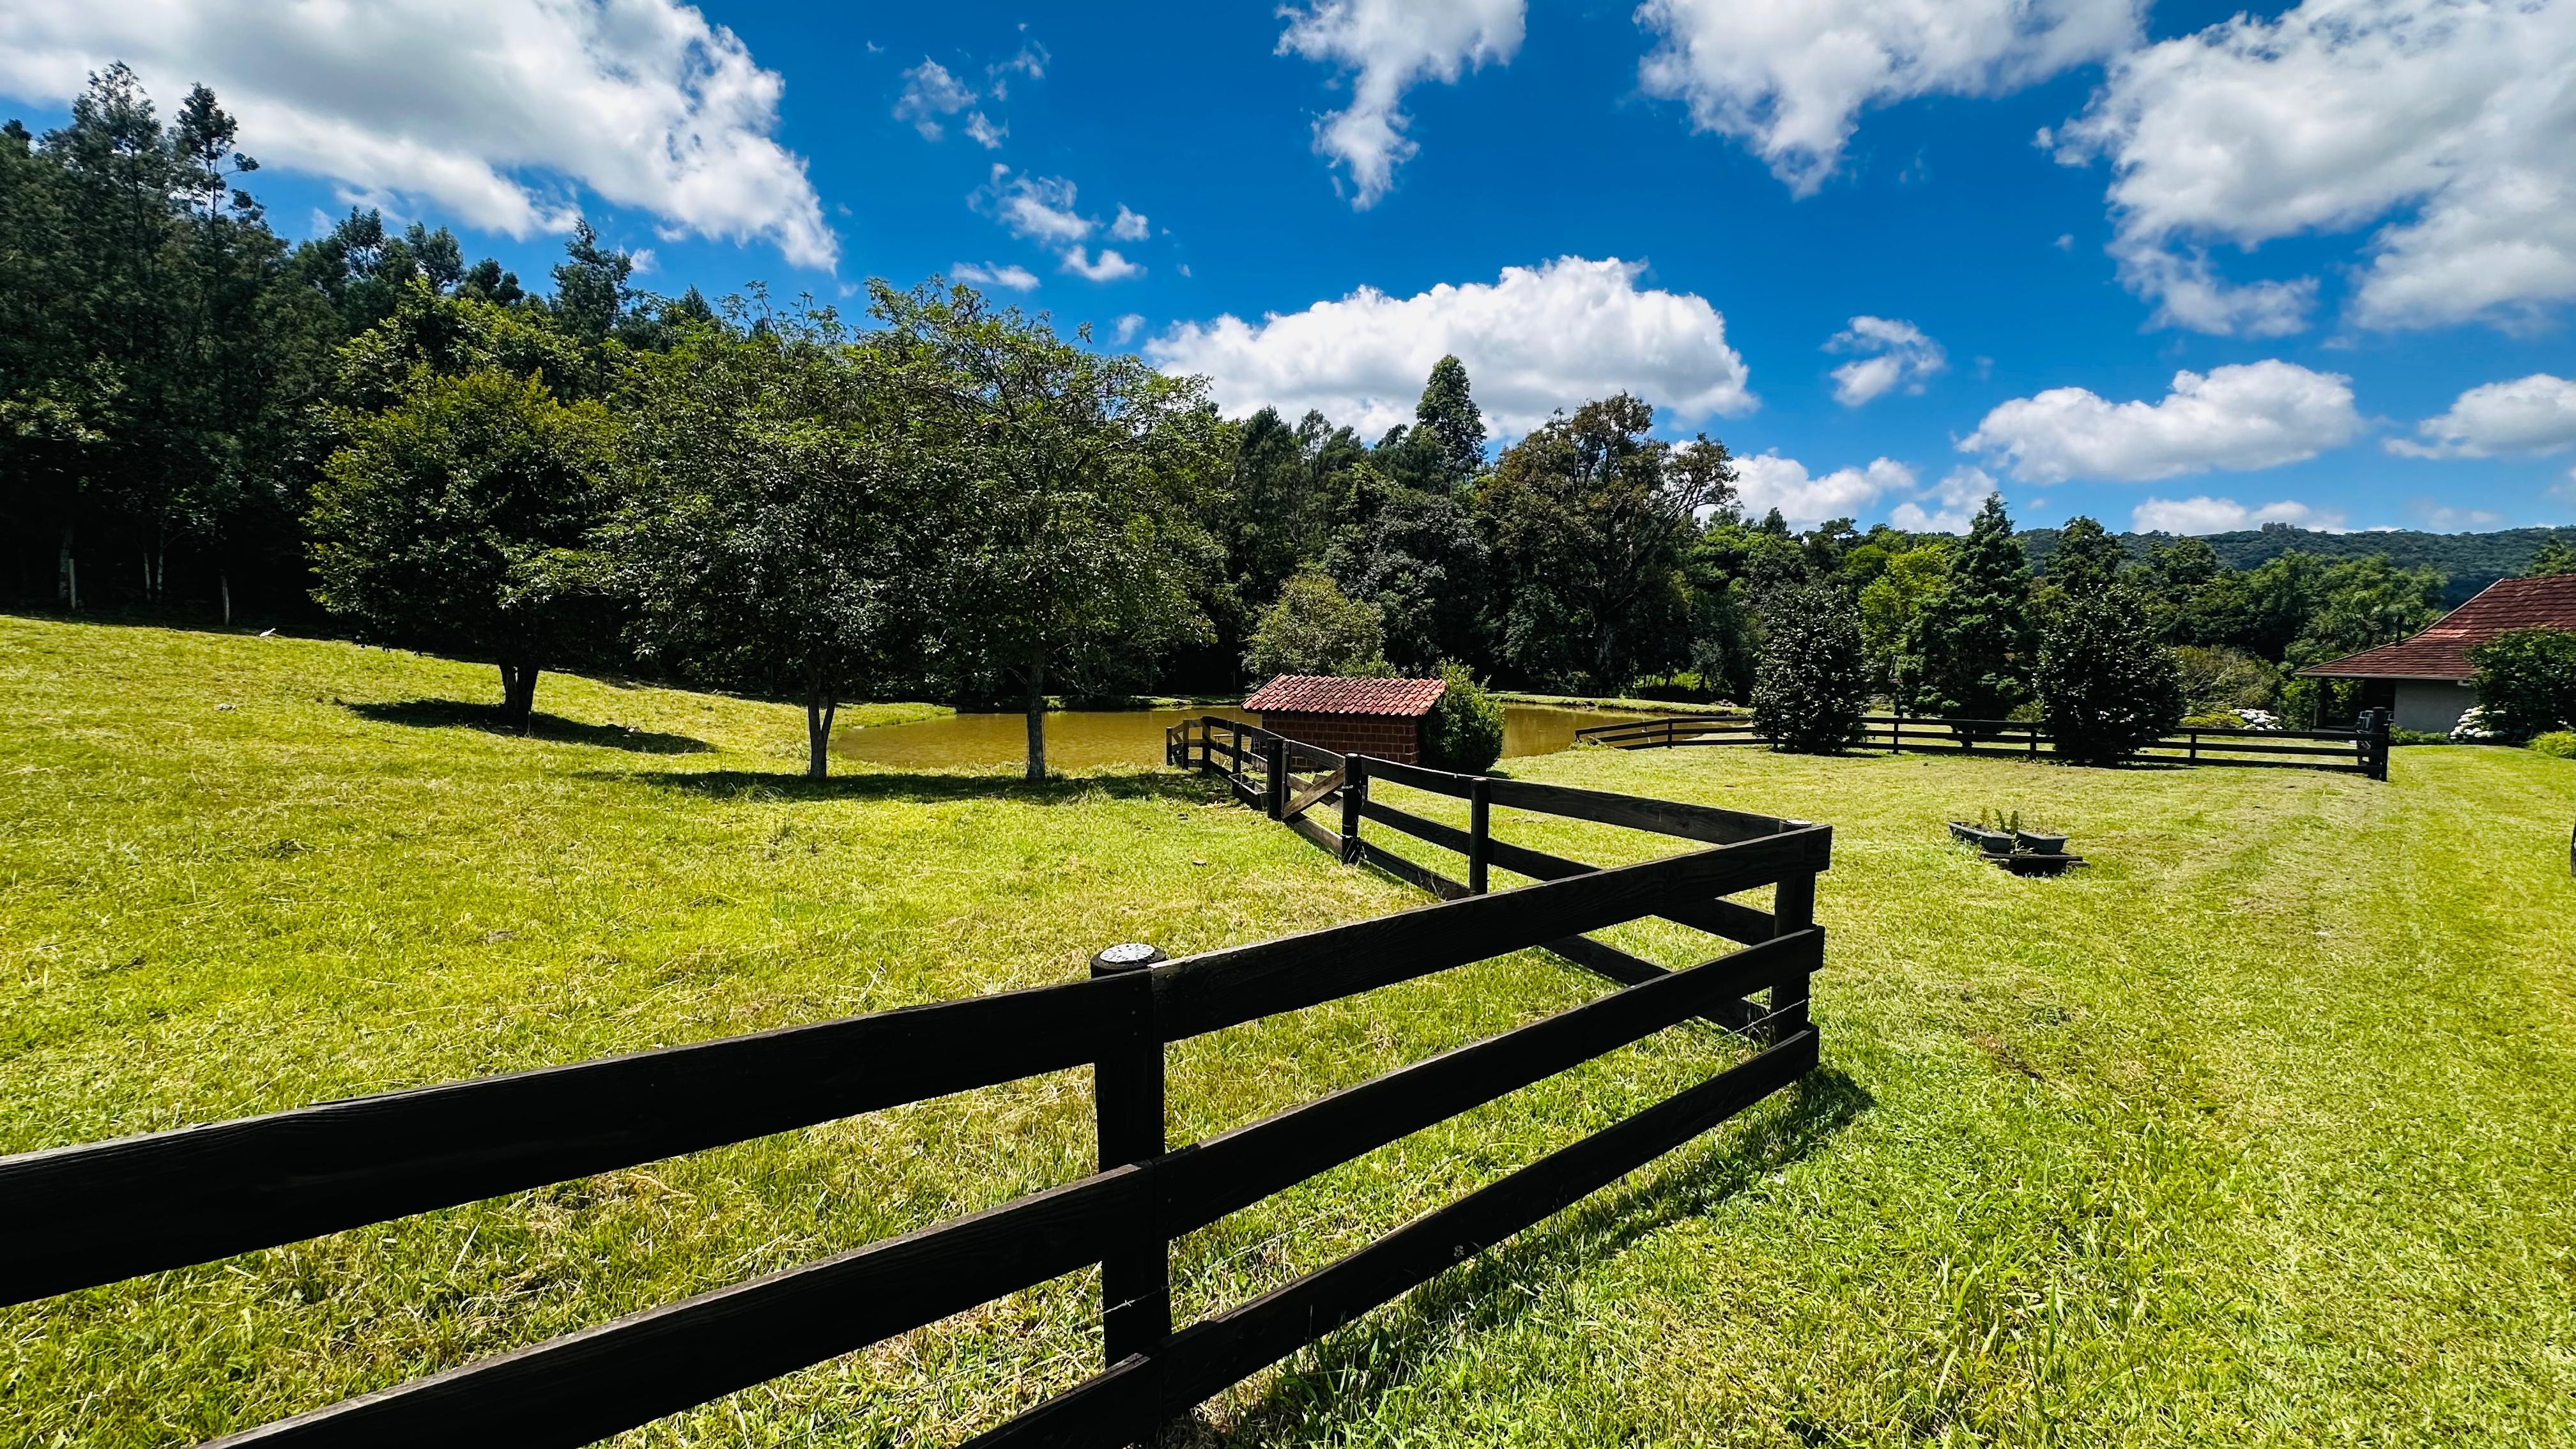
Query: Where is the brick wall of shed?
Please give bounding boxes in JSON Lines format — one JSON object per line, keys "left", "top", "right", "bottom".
{"left": 1259, "top": 712, "right": 1425, "bottom": 765}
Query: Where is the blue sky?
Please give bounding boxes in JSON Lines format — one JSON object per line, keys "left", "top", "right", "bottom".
{"left": 5, "top": 0, "right": 2573, "bottom": 535}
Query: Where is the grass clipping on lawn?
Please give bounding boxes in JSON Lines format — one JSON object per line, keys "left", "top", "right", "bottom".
{"left": 3, "top": 613, "right": 2573, "bottom": 1446}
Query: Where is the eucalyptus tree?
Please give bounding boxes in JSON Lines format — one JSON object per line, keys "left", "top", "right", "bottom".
{"left": 872, "top": 280, "right": 1223, "bottom": 780}
{"left": 613, "top": 306, "right": 931, "bottom": 778}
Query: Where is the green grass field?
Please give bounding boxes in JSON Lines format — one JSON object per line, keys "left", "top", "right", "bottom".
{"left": 4, "top": 614, "right": 2572, "bottom": 1447}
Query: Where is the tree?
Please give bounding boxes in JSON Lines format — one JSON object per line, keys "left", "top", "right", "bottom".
{"left": 1857, "top": 542, "right": 1950, "bottom": 698}
{"left": 1751, "top": 583, "right": 1867, "bottom": 753}
{"left": 874, "top": 280, "right": 1223, "bottom": 780}
{"left": 1480, "top": 397, "right": 1732, "bottom": 691}
{"left": 1905, "top": 494, "right": 2031, "bottom": 724}
{"left": 1422, "top": 661, "right": 1505, "bottom": 771}
{"left": 1410, "top": 355, "right": 1486, "bottom": 489}
{"left": 1245, "top": 569, "right": 1388, "bottom": 678}
{"left": 2035, "top": 515, "right": 2125, "bottom": 624}
{"left": 2036, "top": 587, "right": 2186, "bottom": 765}
{"left": 2524, "top": 539, "right": 2576, "bottom": 577}
{"left": 2469, "top": 629, "right": 2576, "bottom": 740}
{"left": 308, "top": 369, "right": 615, "bottom": 732}
{"left": 614, "top": 310, "right": 925, "bottom": 778}
{"left": 1322, "top": 482, "right": 1485, "bottom": 670}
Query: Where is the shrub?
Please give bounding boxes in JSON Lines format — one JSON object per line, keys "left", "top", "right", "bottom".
{"left": 1422, "top": 661, "right": 1506, "bottom": 772}
{"left": 2390, "top": 728, "right": 2451, "bottom": 746}
{"left": 2531, "top": 730, "right": 2576, "bottom": 759}
{"left": 2036, "top": 587, "right": 2186, "bottom": 766}
{"left": 2469, "top": 627, "right": 2576, "bottom": 741}
{"left": 2179, "top": 710, "right": 2245, "bottom": 732}
{"left": 1751, "top": 583, "right": 1869, "bottom": 754}
{"left": 1245, "top": 571, "right": 1390, "bottom": 679}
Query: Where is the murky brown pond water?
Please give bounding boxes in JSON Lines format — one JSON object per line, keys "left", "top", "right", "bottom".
{"left": 832, "top": 703, "right": 1653, "bottom": 771}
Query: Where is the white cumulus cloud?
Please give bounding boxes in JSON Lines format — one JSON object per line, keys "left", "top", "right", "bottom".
{"left": 1146, "top": 256, "right": 1752, "bottom": 438}
{"left": 2053, "top": 0, "right": 2576, "bottom": 334}
{"left": 2131, "top": 496, "right": 2347, "bottom": 533}
{"left": 1887, "top": 465, "right": 1997, "bottom": 532}
{"left": 1278, "top": 0, "right": 1525, "bottom": 208}
{"left": 952, "top": 260, "right": 1039, "bottom": 292}
{"left": 0, "top": 0, "right": 836, "bottom": 268}
{"left": 1825, "top": 315, "right": 1945, "bottom": 406}
{"left": 1637, "top": 0, "right": 2140, "bottom": 195}
{"left": 1110, "top": 205, "right": 1150, "bottom": 242}
{"left": 2388, "top": 373, "right": 2576, "bottom": 457}
{"left": 1112, "top": 313, "right": 1146, "bottom": 345}
{"left": 1961, "top": 360, "right": 2363, "bottom": 484}
{"left": 1062, "top": 245, "right": 1142, "bottom": 282}
{"left": 1736, "top": 454, "right": 1915, "bottom": 528}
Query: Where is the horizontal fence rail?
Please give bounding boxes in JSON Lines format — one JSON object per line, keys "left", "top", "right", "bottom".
{"left": 11, "top": 744, "right": 1832, "bottom": 1449}
{"left": 1574, "top": 709, "right": 2390, "bottom": 779}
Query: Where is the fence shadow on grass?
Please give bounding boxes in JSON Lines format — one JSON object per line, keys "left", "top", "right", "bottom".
{"left": 1176, "top": 1065, "right": 1873, "bottom": 1446}
{"left": 343, "top": 697, "right": 714, "bottom": 754}
{"left": 605, "top": 766, "right": 1226, "bottom": 806}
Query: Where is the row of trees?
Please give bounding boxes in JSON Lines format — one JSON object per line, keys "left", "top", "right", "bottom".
{"left": 7, "top": 68, "right": 2518, "bottom": 778}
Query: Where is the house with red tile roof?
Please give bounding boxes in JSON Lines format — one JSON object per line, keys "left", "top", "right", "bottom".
{"left": 2301, "top": 574, "right": 2576, "bottom": 733}
{"left": 1244, "top": 674, "right": 1446, "bottom": 763}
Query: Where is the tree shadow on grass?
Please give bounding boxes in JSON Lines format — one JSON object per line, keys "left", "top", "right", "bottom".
{"left": 600, "top": 767, "right": 1228, "bottom": 806}
{"left": 1169, "top": 1066, "right": 1873, "bottom": 1447}
{"left": 342, "top": 698, "right": 714, "bottom": 755}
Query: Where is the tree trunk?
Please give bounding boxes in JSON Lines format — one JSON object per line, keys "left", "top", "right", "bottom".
{"left": 804, "top": 677, "right": 836, "bottom": 781}
{"left": 220, "top": 570, "right": 231, "bottom": 626}
{"left": 57, "top": 526, "right": 76, "bottom": 610}
{"left": 1023, "top": 659, "right": 1048, "bottom": 781}
{"left": 498, "top": 661, "right": 540, "bottom": 735}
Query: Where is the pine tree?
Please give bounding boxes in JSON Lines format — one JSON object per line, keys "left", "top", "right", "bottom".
{"left": 1905, "top": 493, "right": 2032, "bottom": 724}
{"left": 1412, "top": 355, "right": 1486, "bottom": 488}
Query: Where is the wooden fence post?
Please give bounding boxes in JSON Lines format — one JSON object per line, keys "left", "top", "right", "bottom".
{"left": 2026, "top": 722, "right": 2038, "bottom": 758}
{"left": 1088, "top": 944, "right": 1170, "bottom": 1368}
{"left": 1889, "top": 715, "right": 1902, "bottom": 756}
{"left": 2368, "top": 708, "right": 2392, "bottom": 781}
{"left": 1266, "top": 737, "right": 1288, "bottom": 819}
{"left": 1341, "top": 756, "right": 1367, "bottom": 864}
{"left": 1768, "top": 871, "right": 1815, "bottom": 1043}
{"left": 1468, "top": 778, "right": 1492, "bottom": 895}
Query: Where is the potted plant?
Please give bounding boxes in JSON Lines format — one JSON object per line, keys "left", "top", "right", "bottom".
{"left": 2013, "top": 822, "right": 2068, "bottom": 854}
{"left": 1949, "top": 808, "right": 2013, "bottom": 855}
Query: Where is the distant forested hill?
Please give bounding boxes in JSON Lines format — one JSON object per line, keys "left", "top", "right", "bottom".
{"left": 2021, "top": 523, "right": 2576, "bottom": 605}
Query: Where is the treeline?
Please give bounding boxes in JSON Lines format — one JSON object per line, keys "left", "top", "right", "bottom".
{"left": 2024, "top": 523, "right": 2576, "bottom": 608}
{"left": 7, "top": 70, "right": 2549, "bottom": 777}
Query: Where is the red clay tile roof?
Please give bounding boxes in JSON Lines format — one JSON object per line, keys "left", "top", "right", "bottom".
{"left": 1244, "top": 674, "right": 1447, "bottom": 717}
{"left": 2302, "top": 573, "right": 2576, "bottom": 680}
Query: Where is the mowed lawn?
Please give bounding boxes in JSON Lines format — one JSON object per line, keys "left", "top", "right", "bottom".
{"left": 3, "top": 614, "right": 2572, "bottom": 1447}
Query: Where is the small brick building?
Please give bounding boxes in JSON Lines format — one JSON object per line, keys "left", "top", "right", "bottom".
{"left": 1245, "top": 674, "right": 1446, "bottom": 764}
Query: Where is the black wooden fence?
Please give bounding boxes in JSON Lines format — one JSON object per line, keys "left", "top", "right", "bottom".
{"left": 1574, "top": 709, "right": 2392, "bottom": 780}
{"left": 4, "top": 749, "right": 1830, "bottom": 1448}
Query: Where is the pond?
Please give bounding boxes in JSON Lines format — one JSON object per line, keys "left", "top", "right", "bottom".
{"left": 832, "top": 703, "right": 1656, "bottom": 772}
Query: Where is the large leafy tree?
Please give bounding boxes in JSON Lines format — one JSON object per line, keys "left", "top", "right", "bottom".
{"left": 2037, "top": 584, "right": 2186, "bottom": 765}
{"left": 2469, "top": 629, "right": 2576, "bottom": 740}
{"left": 614, "top": 308, "right": 928, "bottom": 778}
{"left": 308, "top": 369, "right": 615, "bottom": 732}
{"left": 874, "top": 280, "right": 1223, "bottom": 779}
{"left": 1245, "top": 569, "right": 1388, "bottom": 678}
{"left": 1480, "top": 395, "right": 1733, "bottom": 691}
{"left": 1904, "top": 493, "right": 2032, "bottom": 723}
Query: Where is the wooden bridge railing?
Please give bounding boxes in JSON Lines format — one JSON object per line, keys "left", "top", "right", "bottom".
{"left": 1574, "top": 709, "right": 2392, "bottom": 779}
{"left": 5, "top": 744, "right": 1831, "bottom": 1448}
